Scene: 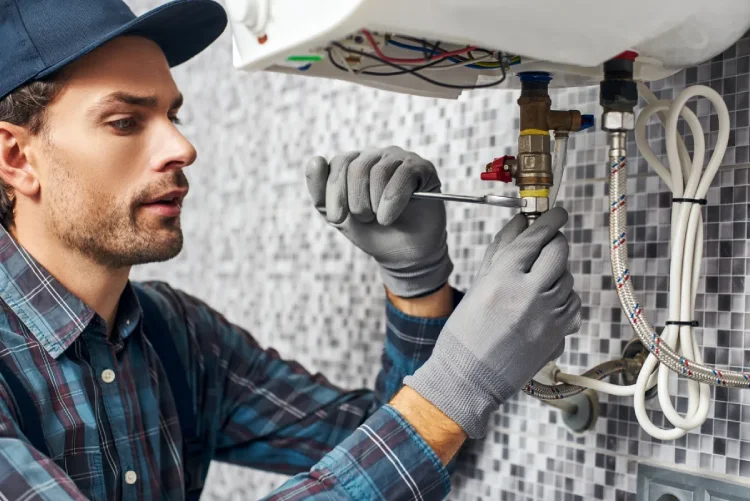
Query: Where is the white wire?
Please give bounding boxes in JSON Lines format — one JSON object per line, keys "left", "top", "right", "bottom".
{"left": 332, "top": 47, "right": 356, "bottom": 74}
{"left": 554, "top": 83, "right": 729, "bottom": 441}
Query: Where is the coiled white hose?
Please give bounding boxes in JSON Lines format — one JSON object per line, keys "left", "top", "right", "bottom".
{"left": 608, "top": 83, "right": 747, "bottom": 440}
{"left": 539, "top": 83, "right": 747, "bottom": 441}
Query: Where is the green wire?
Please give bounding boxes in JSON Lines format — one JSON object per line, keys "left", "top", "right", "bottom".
{"left": 286, "top": 55, "right": 323, "bottom": 62}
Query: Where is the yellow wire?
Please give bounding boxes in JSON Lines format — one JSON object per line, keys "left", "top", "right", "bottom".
{"left": 473, "top": 61, "right": 504, "bottom": 68}
{"left": 470, "top": 57, "right": 520, "bottom": 68}
{"left": 465, "top": 50, "right": 505, "bottom": 68}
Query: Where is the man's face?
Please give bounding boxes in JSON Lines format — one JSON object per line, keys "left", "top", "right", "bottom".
{"left": 28, "top": 36, "right": 197, "bottom": 268}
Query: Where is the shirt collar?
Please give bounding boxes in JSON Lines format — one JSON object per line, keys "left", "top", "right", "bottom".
{"left": 0, "top": 227, "right": 139, "bottom": 358}
{"left": 116, "top": 283, "right": 141, "bottom": 341}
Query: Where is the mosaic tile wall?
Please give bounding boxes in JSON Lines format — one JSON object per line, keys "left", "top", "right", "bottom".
{"left": 127, "top": 1, "right": 750, "bottom": 499}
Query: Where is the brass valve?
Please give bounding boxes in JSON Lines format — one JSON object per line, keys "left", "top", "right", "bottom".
{"left": 481, "top": 72, "right": 593, "bottom": 219}
{"left": 515, "top": 72, "right": 588, "bottom": 192}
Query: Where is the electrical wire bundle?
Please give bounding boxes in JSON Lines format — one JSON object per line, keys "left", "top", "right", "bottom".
{"left": 325, "top": 30, "right": 511, "bottom": 90}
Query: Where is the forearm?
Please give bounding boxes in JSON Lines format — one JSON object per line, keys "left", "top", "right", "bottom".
{"left": 384, "top": 286, "right": 468, "bottom": 466}
{"left": 386, "top": 283, "right": 454, "bottom": 318}
{"left": 263, "top": 403, "right": 453, "bottom": 501}
{"left": 389, "top": 386, "right": 467, "bottom": 464}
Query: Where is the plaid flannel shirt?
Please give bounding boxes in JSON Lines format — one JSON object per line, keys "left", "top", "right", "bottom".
{"left": 0, "top": 227, "right": 456, "bottom": 500}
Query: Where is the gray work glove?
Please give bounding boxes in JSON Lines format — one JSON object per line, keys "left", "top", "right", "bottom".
{"left": 305, "top": 146, "right": 453, "bottom": 298}
{"left": 404, "top": 207, "right": 581, "bottom": 438}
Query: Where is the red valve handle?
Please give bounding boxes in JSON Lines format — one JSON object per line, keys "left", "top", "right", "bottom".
{"left": 481, "top": 155, "right": 515, "bottom": 183}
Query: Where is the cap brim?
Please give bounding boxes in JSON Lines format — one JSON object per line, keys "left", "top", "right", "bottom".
{"left": 37, "top": 0, "right": 227, "bottom": 79}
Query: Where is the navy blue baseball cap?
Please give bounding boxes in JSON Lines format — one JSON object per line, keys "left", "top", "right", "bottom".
{"left": 1, "top": 0, "right": 228, "bottom": 100}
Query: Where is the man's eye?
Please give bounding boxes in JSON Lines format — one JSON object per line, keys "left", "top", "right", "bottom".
{"left": 110, "top": 118, "right": 138, "bottom": 132}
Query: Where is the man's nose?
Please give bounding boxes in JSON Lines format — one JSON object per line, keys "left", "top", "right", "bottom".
{"left": 157, "top": 125, "right": 198, "bottom": 172}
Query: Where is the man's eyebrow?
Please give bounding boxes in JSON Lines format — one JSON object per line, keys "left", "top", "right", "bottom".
{"left": 88, "top": 91, "right": 184, "bottom": 117}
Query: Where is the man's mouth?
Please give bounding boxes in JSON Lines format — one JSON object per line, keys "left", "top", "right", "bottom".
{"left": 141, "top": 189, "right": 188, "bottom": 217}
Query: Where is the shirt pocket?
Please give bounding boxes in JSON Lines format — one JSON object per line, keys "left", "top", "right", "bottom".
{"left": 56, "top": 451, "right": 106, "bottom": 500}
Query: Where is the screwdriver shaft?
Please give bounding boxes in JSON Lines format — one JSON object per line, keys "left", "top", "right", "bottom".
{"left": 413, "top": 192, "right": 526, "bottom": 209}
{"left": 411, "top": 192, "right": 485, "bottom": 204}
{"left": 318, "top": 192, "right": 526, "bottom": 213}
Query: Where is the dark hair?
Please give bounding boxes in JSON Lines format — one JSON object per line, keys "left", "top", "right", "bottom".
{"left": 0, "top": 79, "right": 66, "bottom": 228}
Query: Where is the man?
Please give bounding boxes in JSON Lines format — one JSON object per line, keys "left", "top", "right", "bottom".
{"left": 0, "top": 0, "right": 580, "bottom": 499}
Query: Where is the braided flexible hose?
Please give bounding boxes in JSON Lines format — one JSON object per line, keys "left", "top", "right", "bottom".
{"left": 608, "top": 132, "right": 750, "bottom": 388}
{"left": 522, "top": 358, "right": 642, "bottom": 400}
{"left": 520, "top": 132, "right": 643, "bottom": 401}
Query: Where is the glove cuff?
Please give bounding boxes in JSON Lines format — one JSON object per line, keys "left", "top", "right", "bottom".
{"left": 403, "top": 330, "right": 515, "bottom": 439}
{"left": 379, "top": 248, "right": 454, "bottom": 298}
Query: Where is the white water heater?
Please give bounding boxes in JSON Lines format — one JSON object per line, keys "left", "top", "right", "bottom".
{"left": 226, "top": 0, "right": 750, "bottom": 97}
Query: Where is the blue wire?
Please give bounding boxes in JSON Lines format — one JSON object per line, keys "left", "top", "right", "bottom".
{"left": 385, "top": 39, "right": 428, "bottom": 52}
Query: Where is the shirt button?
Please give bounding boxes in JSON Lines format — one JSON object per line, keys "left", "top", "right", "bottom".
{"left": 101, "top": 369, "right": 116, "bottom": 384}
{"left": 125, "top": 470, "right": 138, "bottom": 485}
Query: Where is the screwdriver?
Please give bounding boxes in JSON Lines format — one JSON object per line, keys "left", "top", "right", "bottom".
{"left": 410, "top": 192, "right": 526, "bottom": 208}
{"left": 318, "top": 192, "right": 526, "bottom": 214}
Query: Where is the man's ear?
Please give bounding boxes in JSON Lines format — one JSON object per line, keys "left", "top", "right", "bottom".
{"left": 0, "top": 122, "right": 40, "bottom": 198}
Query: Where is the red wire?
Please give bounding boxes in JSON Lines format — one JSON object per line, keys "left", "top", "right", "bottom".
{"left": 360, "top": 29, "right": 477, "bottom": 64}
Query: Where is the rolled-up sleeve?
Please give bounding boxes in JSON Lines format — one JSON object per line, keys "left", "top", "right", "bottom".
{"left": 376, "top": 289, "right": 463, "bottom": 402}
{"left": 263, "top": 405, "right": 451, "bottom": 500}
